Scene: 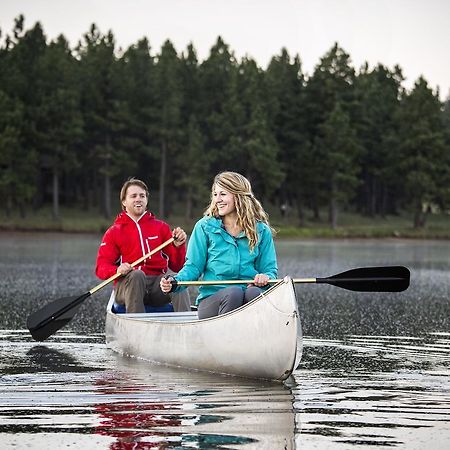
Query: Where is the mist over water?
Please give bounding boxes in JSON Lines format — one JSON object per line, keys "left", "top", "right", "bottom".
{"left": 0, "top": 232, "right": 449, "bottom": 448}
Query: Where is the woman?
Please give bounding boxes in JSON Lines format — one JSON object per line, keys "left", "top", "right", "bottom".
{"left": 160, "top": 171, "right": 277, "bottom": 319}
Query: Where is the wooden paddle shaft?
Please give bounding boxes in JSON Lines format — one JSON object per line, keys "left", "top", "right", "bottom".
{"left": 177, "top": 278, "right": 317, "bottom": 286}
{"left": 89, "top": 237, "right": 175, "bottom": 295}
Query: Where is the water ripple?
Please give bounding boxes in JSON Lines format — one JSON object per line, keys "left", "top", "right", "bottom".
{"left": 293, "top": 333, "right": 450, "bottom": 449}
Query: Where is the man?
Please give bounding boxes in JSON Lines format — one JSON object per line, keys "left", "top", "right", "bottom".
{"left": 96, "top": 178, "right": 190, "bottom": 313}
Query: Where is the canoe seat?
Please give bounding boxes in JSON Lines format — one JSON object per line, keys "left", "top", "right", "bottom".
{"left": 112, "top": 302, "right": 174, "bottom": 314}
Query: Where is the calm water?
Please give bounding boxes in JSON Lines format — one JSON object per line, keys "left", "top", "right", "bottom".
{"left": 0, "top": 232, "right": 449, "bottom": 449}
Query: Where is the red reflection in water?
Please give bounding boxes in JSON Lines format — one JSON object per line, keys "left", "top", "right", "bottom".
{"left": 94, "top": 377, "right": 184, "bottom": 449}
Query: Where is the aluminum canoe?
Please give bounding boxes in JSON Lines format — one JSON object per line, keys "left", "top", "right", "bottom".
{"left": 105, "top": 276, "right": 302, "bottom": 381}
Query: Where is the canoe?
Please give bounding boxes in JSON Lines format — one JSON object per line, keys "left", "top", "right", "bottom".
{"left": 105, "top": 276, "right": 302, "bottom": 381}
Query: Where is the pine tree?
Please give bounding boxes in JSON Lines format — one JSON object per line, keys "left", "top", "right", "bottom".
{"left": 238, "top": 57, "right": 283, "bottom": 198}
{"left": 314, "top": 103, "right": 362, "bottom": 228}
{"left": 441, "top": 97, "right": 450, "bottom": 210}
{"left": 77, "top": 25, "right": 133, "bottom": 217}
{"left": 303, "top": 43, "right": 356, "bottom": 220}
{"left": 153, "top": 40, "right": 183, "bottom": 218}
{"left": 353, "top": 64, "right": 404, "bottom": 216}
{"left": 3, "top": 19, "right": 47, "bottom": 215}
{"left": 36, "top": 35, "right": 83, "bottom": 220}
{"left": 0, "top": 91, "right": 33, "bottom": 216}
{"left": 397, "top": 77, "right": 447, "bottom": 227}
{"left": 265, "top": 48, "right": 307, "bottom": 223}
{"left": 120, "top": 38, "right": 158, "bottom": 187}
{"left": 178, "top": 44, "right": 210, "bottom": 219}
{"left": 199, "top": 37, "right": 242, "bottom": 174}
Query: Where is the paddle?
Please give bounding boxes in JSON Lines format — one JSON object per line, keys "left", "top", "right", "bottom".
{"left": 27, "top": 237, "right": 175, "bottom": 341}
{"left": 174, "top": 266, "right": 410, "bottom": 292}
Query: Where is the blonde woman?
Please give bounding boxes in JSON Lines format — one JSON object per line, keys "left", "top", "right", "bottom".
{"left": 160, "top": 171, "right": 277, "bottom": 319}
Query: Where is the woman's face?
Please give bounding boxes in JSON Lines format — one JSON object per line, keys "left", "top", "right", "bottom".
{"left": 213, "top": 184, "right": 236, "bottom": 216}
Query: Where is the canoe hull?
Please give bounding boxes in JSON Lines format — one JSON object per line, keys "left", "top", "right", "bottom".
{"left": 105, "top": 277, "right": 302, "bottom": 381}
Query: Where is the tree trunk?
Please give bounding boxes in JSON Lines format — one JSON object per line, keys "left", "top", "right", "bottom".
{"left": 295, "top": 196, "right": 304, "bottom": 226}
{"left": 185, "top": 185, "right": 193, "bottom": 221}
{"left": 369, "top": 176, "right": 376, "bottom": 216}
{"left": 104, "top": 173, "right": 111, "bottom": 219}
{"left": 52, "top": 169, "right": 60, "bottom": 221}
{"left": 33, "top": 171, "right": 45, "bottom": 211}
{"left": 329, "top": 198, "right": 338, "bottom": 229}
{"left": 329, "top": 180, "right": 338, "bottom": 229}
{"left": 5, "top": 193, "right": 12, "bottom": 217}
{"left": 413, "top": 200, "right": 427, "bottom": 228}
{"left": 159, "top": 140, "right": 167, "bottom": 218}
{"left": 19, "top": 203, "right": 26, "bottom": 219}
{"left": 311, "top": 195, "right": 320, "bottom": 221}
{"left": 380, "top": 184, "right": 387, "bottom": 218}
{"left": 82, "top": 175, "right": 90, "bottom": 210}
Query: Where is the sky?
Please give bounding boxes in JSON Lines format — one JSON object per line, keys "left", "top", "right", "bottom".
{"left": 1, "top": 0, "right": 450, "bottom": 99}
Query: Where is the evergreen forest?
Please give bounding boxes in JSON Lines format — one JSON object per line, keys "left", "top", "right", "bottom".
{"left": 1, "top": 15, "right": 449, "bottom": 229}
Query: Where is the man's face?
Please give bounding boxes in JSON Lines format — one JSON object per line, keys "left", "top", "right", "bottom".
{"left": 122, "top": 185, "right": 148, "bottom": 219}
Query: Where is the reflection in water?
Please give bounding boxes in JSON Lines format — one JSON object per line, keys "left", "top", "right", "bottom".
{"left": 91, "top": 357, "right": 296, "bottom": 448}
{"left": 93, "top": 372, "right": 256, "bottom": 449}
{"left": 26, "top": 346, "right": 99, "bottom": 374}
{"left": 0, "top": 331, "right": 296, "bottom": 449}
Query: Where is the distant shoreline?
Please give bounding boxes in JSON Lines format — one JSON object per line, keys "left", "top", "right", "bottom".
{"left": 1, "top": 220, "right": 449, "bottom": 240}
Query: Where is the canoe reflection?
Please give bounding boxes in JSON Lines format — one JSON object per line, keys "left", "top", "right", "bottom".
{"left": 93, "top": 356, "right": 297, "bottom": 449}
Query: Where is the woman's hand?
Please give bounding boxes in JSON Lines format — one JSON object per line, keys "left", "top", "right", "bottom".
{"left": 160, "top": 275, "right": 175, "bottom": 293}
{"left": 252, "top": 273, "right": 270, "bottom": 287}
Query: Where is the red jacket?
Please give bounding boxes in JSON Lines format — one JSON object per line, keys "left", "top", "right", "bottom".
{"left": 95, "top": 211, "right": 186, "bottom": 280}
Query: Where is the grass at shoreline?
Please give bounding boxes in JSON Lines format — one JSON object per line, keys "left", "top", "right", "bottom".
{"left": 1, "top": 207, "right": 449, "bottom": 239}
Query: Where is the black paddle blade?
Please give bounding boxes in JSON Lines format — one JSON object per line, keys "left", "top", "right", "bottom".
{"left": 317, "top": 266, "right": 410, "bottom": 292}
{"left": 27, "top": 292, "right": 91, "bottom": 341}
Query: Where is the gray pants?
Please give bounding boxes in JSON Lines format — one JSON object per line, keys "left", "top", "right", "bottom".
{"left": 115, "top": 270, "right": 191, "bottom": 313}
{"left": 197, "top": 286, "right": 261, "bottom": 320}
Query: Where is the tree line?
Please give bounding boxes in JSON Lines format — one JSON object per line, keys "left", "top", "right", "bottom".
{"left": 1, "top": 15, "right": 449, "bottom": 228}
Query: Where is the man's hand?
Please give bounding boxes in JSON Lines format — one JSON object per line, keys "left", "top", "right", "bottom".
{"left": 117, "top": 262, "right": 132, "bottom": 276}
{"left": 172, "top": 227, "right": 187, "bottom": 247}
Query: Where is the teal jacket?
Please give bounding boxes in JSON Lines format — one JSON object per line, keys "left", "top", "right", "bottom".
{"left": 174, "top": 216, "right": 277, "bottom": 305}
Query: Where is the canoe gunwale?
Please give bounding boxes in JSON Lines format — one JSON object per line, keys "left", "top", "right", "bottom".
{"left": 106, "top": 277, "right": 292, "bottom": 323}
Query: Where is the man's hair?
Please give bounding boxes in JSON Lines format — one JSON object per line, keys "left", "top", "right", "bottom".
{"left": 120, "top": 178, "right": 149, "bottom": 210}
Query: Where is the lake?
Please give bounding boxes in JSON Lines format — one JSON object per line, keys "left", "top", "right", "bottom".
{"left": 0, "top": 232, "right": 449, "bottom": 449}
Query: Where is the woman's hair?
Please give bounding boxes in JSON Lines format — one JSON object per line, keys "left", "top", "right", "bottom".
{"left": 120, "top": 178, "right": 149, "bottom": 210}
{"left": 204, "top": 171, "right": 275, "bottom": 250}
